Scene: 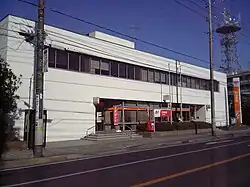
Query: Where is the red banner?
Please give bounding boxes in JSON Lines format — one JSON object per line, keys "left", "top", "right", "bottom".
{"left": 113, "top": 107, "right": 119, "bottom": 126}
{"left": 233, "top": 78, "right": 242, "bottom": 125}
{"left": 160, "top": 110, "right": 171, "bottom": 118}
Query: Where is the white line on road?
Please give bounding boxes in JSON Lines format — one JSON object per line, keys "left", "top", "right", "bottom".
{"left": 2, "top": 140, "right": 250, "bottom": 187}
{"left": 0, "top": 138, "right": 212, "bottom": 172}
{"left": 206, "top": 140, "right": 233, "bottom": 145}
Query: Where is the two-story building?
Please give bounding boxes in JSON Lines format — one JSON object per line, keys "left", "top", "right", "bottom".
{"left": 0, "top": 15, "right": 228, "bottom": 142}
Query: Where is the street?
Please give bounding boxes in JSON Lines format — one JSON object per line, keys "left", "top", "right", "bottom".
{"left": 1, "top": 135, "right": 250, "bottom": 187}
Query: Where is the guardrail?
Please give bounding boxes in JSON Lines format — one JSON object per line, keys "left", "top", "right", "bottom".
{"left": 124, "top": 124, "right": 133, "bottom": 139}
{"left": 86, "top": 125, "right": 95, "bottom": 138}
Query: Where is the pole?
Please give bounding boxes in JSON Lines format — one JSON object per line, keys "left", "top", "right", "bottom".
{"left": 122, "top": 101, "right": 125, "bottom": 131}
{"left": 180, "top": 64, "right": 183, "bottom": 121}
{"left": 208, "top": 0, "right": 216, "bottom": 136}
{"left": 33, "top": 0, "right": 45, "bottom": 157}
{"left": 168, "top": 63, "right": 172, "bottom": 124}
{"left": 224, "top": 87, "right": 229, "bottom": 127}
{"left": 175, "top": 60, "right": 179, "bottom": 121}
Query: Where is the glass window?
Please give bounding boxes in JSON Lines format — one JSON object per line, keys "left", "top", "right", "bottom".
{"left": 127, "top": 64, "right": 135, "bottom": 80}
{"left": 171, "top": 73, "right": 176, "bottom": 86}
{"left": 119, "top": 63, "right": 126, "bottom": 78}
{"left": 90, "top": 57, "right": 100, "bottom": 74}
{"left": 111, "top": 61, "right": 118, "bottom": 77}
{"left": 100, "top": 59, "right": 110, "bottom": 76}
{"left": 148, "top": 69, "right": 154, "bottom": 83}
{"left": 186, "top": 77, "right": 191, "bottom": 88}
{"left": 182, "top": 76, "right": 187, "bottom": 87}
{"left": 81, "top": 54, "right": 90, "bottom": 72}
{"left": 135, "top": 66, "right": 141, "bottom": 80}
{"left": 195, "top": 79, "right": 200, "bottom": 89}
{"left": 141, "top": 68, "right": 148, "bottom": 81}
{"left": 155, "top": 70, "right": 160, "bottom": 83}
{"left": 69, "top": 52, "right": 80, "bottom": 71}
{"left": 161, "top": 72, "right": 166, "bottom": 84}
{"left": 191, "top": 78, "right": 196, "bottom": 89}
{"left": 56, "top": 49, "right": 68, "bottom": 69}
{"left": 166, "top": 72, "right": 170, "bottom": 85}
{"left": 48, "top": 47, "right": 55, "bottom": 68}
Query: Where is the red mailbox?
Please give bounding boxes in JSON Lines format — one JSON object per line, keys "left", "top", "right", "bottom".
{"left": 146, "top": 120, "right": 155, "bottom": 132}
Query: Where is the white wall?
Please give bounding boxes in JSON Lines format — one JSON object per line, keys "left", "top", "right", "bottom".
{"left": 3, "top": 15, "right": 228, "bottom": 142}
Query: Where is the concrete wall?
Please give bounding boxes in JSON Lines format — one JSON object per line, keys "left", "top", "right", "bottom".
{"left": 2, "top": 15, "right": 228, "bottom": 142}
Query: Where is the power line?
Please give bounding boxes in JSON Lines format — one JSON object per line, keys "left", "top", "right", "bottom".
{"left": 173, "top": 0, "right": 206, "bottom": 18}
{"left": 17, "top": 0, "right": 211, "bottom": 65}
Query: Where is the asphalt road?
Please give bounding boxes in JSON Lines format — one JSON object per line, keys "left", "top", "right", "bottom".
{"left": 1, "top": 135, "right": 250, "bottom": 187}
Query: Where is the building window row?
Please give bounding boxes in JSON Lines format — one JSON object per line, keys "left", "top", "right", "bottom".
{"left": 48, "top": 47, "right": 219, "bottom": 92}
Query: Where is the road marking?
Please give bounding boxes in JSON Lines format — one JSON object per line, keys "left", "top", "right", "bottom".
{"left": 2, "top": 140, "right": 250, "bottom": 187}
{"left": 131, "top": 152, "right": 250, "bottom": 187}
{"left": 206, "top": 139, "right": 233, "bottom": 145}
{"left": 0, "top": 138, "right": 213, "bottom": 172}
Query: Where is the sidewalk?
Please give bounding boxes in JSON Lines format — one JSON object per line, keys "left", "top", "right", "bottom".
{"left": 1, "top": 128, "right": 250, "bottom": 170}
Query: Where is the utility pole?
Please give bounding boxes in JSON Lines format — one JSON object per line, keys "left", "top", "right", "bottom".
{"left": 33, "top": 0, "right": 45, "bottom": 157}
{"left": 175, "top": 60, "right": 179, "bottom": 121}
{"left": 208, "top": 0, "right": 216, "bottom": 136}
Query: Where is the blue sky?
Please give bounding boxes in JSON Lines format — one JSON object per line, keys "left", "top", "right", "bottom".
{"left": 1, "top": 0, "right": 250, "bottom": 70}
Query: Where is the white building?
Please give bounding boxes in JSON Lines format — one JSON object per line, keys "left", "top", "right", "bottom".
{"left": 0, "top": 15, "right": 228, "bottom": 142}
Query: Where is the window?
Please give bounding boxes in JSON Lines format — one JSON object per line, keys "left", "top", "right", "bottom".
{"left": 127, "top": 64, "right": 135, "bottom": 80}
{"left": 161, "top": 72, "right": 166, "bottom": 84}
{"left": 182, "top": 76, "right": 187, "bottom": 87}
{"left": 141, "top": 68, "right": 148, "bottom": 81}
{"left": 171, "top": 73, "right": 176, "bottom": 86}
{"left": 81, "top": 54, "right": 90, "bottom": 72}
{"left": 191, "top": 78, "right": 196, "bottom": 89}
{"left": 200, "top": 79, "right": 206, "bottom": 90}
{"left": 111, "top": 61, "right": 118, "bottom": 77}
{"left": 166, "top": 72, "right": 170, "bottom": 85}
{"left": 195, "top": 79, "right": 200, "bottom": 89}
{"left": 135, "top": 66, "right": 141, "bottom": 80}
{"left": 119, "top": 63, "right": 126, "bottom": 78}
{"left": 186, "top": 76, "right": 191, "bottom": 88}
{"left": 69, "top": 52, "right": 80, "bottom": 71}
{"left": 48, "top": 48, "right": 55, "bottom": 67}
{"left": 90, "top": 57, "right": 100, "bottom": 74}
{"left": 155, "top": 70, "right": 160, "bottom": 83}
{"left": 56, "top": 49, "right": 68, "bottom": 69}
{"left": 100, "top": 59, "right": 110, "bottom": 76}
{"left": 148, "top": 69, "right": 154, "bottom": 83}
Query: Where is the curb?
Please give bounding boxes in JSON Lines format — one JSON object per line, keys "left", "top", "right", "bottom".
{"left": 1, "top": 130, "right": 249, "bottom": 170}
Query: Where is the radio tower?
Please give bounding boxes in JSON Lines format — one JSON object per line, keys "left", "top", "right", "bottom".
{"left": 216, "top": 9, "right": 241, "bottom": 74}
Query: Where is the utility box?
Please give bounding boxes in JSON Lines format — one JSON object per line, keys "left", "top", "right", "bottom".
{"left": 24, "top": 109, "right": 47, "bottom": 149}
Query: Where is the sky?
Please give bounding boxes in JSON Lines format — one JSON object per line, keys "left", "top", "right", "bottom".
{"left": 1, "top": 0, "right": 250, "bottom": 70}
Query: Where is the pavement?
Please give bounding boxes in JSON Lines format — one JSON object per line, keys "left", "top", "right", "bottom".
{"left": 0, "top": 134, "right": 250, "bottom": 187}
{"left": 1, "top": 128, "right": 250, "bottom": 169}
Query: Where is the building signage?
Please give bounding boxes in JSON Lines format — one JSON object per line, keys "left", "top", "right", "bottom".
{"left": 154, "top": 109, "right": 171, "bottom": 118}
{"left": 233, "top": 77, "right": 242, "bottom": 125}
{"left": 160, "top": 110, "right": 171, "bottom": 118}
{"left": 113, "top": 107, "right": 119, "bottom": 126}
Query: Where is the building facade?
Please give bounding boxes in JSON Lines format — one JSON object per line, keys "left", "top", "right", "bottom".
{"left": 0, "top": 15, "right": 228, "bottom": 142}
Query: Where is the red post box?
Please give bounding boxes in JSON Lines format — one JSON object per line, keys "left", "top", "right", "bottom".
{"left": 146, "top": 120, "right": 154, "bottom": 132}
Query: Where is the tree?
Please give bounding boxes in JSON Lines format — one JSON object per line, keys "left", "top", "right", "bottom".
{"left": 0, "top": 57, "right": 22, "bottom": 160}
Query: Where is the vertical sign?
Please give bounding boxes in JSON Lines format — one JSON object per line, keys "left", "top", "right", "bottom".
{"left": 233, "top": 77, "right": 242, "bottom": 125}
{"left": 113, "top": 106, "right": 119, "bottom": 126}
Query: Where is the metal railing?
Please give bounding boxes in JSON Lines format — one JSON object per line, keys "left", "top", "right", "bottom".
{"left": 86, "top": 125, "right": 95, "bottom": 138}
{"left": 124, "top": 124, "right": 134, "bottom": 139}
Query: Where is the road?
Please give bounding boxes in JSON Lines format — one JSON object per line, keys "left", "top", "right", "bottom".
{"left": 1, "top": 135, "right": 250, "bottom": 187}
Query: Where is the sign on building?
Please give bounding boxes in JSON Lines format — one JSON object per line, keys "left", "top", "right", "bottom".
{"left": 113, "top": 107, "right": 119, "bottom": 126}
{"left": 233, "top": 77, "right": 242, "bottom": 125}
